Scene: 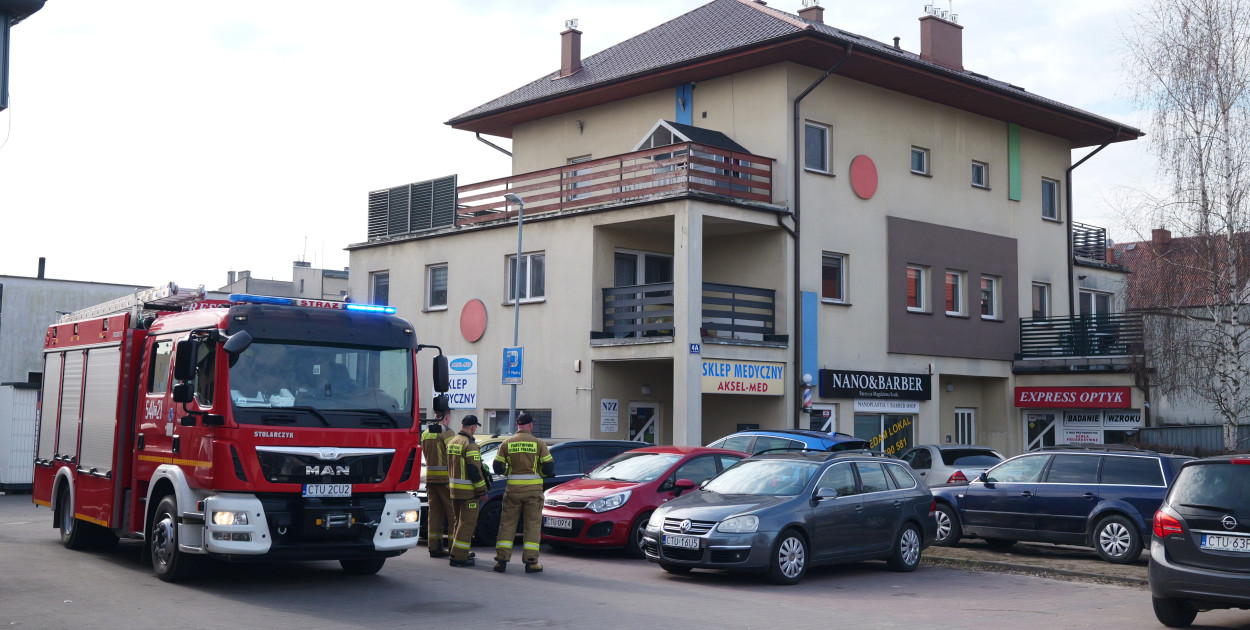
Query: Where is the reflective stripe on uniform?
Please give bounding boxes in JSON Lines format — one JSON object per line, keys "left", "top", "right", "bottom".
{"left": 507, "top": 478, "right": 543, "bottom": 486}
{"left": 496, "top": 540, "right": 514, "bottom": 549}
{"left": 427, "top": 466, "right": 448, "bottom": 471}
{"left": 523, "top": 542, "right": 540, "bottom": 551}
{"left": 453, "top": 540, "right": 472, "bottom": 550}
{"left": 508, "top": 474, "right": 541, "bottom": 480}
{"left": 450, "top": 477, "right": 471, "bottom": 486}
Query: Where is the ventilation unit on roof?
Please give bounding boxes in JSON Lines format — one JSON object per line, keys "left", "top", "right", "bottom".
{"left": 367, "top": 175, "right": 458, "bottom": 240}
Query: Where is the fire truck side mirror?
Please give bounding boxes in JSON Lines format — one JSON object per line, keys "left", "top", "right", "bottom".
{"left": 172, "top": 382, "right": 193, "bottom": 404}
{"left": 173, "top": 340, "right": 196, "bottom": 382}
{"left": 432, "top": 393, "right": 450, "bottom": 415}
{"left": 223, "top": 330, "right": 253, "bottom": 356}
{"left": 432, "top": 355, "right": 450, "bottom": 393}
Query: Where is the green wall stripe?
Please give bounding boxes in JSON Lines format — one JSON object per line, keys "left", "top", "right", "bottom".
{"left": 1008, "top": 123, "right": 1021, "bottom": 201}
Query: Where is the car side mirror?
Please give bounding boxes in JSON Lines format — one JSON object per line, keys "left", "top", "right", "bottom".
{"left": 172, "top": 382, "right": 193, "bottom": 404}
{"left": 699, "top": 478, "right": 712, "bottom": 490}
{"left": 673, "top": 478, "right": 696, "bottom": 496}
{"left": 977, "top": 471, "right": 993, "bottom": 487}
{"left": 814, "top": 487, "right": 839, "bottom": 501}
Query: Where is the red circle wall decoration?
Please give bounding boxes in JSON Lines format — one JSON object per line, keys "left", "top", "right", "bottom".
{"left": 460, "top": 299, "right": 487, "bottom": 343}
{"left": 849, "top": 154, "right": 878, "bottom": 200}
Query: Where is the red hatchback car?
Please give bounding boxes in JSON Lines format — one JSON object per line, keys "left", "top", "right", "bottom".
{"left": 541, "top": 446, "right": 747, "bottom": 557}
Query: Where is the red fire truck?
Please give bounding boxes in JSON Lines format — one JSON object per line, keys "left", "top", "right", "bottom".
{"left": 31, "top": 284, "right": 449, "bottom": 581}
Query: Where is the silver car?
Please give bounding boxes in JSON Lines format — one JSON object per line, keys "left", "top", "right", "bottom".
{"left": 899, "top": 445, "right": 1003, "bottom": 486}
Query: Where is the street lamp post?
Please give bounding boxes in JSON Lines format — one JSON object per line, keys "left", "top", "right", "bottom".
{"left": 503, "top": 192, "right": 525, "bottom": 433}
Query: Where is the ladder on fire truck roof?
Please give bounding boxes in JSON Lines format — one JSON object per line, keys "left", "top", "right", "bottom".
{"left": 57, "top": 282, "right": 206, "bottom": 324}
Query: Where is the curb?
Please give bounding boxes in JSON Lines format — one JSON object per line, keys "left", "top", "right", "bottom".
{"left": 921, "top": 555, "right": 1150, "bottom": 588}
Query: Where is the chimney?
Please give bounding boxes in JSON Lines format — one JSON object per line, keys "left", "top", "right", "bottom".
{"left": 1152, "top": 228, "right": 1172, "bottom": 252}
{"left": 560, "top": 20, "right": 582, "bottom": 78}
{"left": 228, "top": 271, "right": 237, "bottom": 285}
{"left": 37, "top": 257, "right": 45, "bottom": 278}
{"left": 797, "top": 3, "right": 824, "bottom": 23}
{"left": 919, "top": 14, "right": 963, "bottom": 71}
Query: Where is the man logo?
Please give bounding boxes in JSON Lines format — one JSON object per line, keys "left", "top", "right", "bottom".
{"left": 307, "top": 465, "right": 351, "bottom": 476}
{"left": 1223, "top": 515, "right": 1238, "bottom": 530}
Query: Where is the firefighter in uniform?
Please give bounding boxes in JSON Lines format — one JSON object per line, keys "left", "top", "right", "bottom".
{"left": 492, "top": 412, "right": 554, "bottom": 573}
{"left": 446, "top": 414, "right": 488, "bottom": 567}
{"left": 420, "top": 409, "right": 456, "bottom": 557}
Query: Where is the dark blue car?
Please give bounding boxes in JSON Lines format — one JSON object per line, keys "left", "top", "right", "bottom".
{"left": 707, "top": 429, "right": 870, "bottom": 454}
{"left": 929, "top": 445, "right": 1192, "bottom": 563}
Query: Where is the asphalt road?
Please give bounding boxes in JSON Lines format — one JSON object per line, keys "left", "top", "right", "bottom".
{"left": 2, "top": 494, "right": 1248, "bottom": 630}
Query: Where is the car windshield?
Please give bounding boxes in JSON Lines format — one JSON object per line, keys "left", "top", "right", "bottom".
{"left": 229, "top": 341, "right": 413, "bottom": 428}
{"left": 704, "top": 459, "right": 820, "bottom": 496}
{"left": 940, "top": 449, "right": 1002, "bottom": 467}
{"left": 588, "top": 452, "right": 681, "bottom": 482}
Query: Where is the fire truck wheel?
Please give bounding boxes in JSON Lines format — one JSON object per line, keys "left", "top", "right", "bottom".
{"left": 150, "top": 495, "right": 200, "bottom": 582}
{"left": 339, "top": 558, "right": 387, "bottom": 575}
{"left": 58, "top": 486, "right": 91, "bottom": 550}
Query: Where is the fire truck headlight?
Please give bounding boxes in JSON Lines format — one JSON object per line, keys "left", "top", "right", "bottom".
{"left": 212, "top": 511, "right": 249, "bottom": 526}
{"left": 395, "top": 509, "right": 420, "bottom": 524}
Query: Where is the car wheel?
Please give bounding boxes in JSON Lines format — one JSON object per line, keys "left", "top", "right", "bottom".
{"left": 150, "top": 495, "right": 200, "bottom": 582}
{"left": 765, "top": 530, "right": 809, "bottom": 585}
{"left": 340, "top": 558, "right": 387, "bottom": 575}
{"left": 660, "top": 563, "right": 691, "bottom": 575}
{"left": 1094, "top": 514, "right": 1142, "bottom": 564}
{"left": 934, "top": 504, "right": 961, "bottom": 547}
{"left": 626, "top": 512, "right": 652, "bottom": 559}
{"left": 1152, "top": 597, "right": 1198, "bottom": 628}
{"left": 887, "top": 523, "right": 923, "bottom": 572}
{"left": 474, "top": 500, "right": 502, "bottom": 547}
{"left": 984, "top": 538, "right": 1017, "bottom": 551}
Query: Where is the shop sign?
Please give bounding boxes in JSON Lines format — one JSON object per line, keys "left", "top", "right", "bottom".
{"left": 819, "top": 369, "right": 931, "bottom": 401}
{"left": 1104, "top": 410, "right": 1143, "bottom": 427}
{"left": 1014, "top": 386, "right": 1131, "bottom": 408}
{"left": 701, "top": 359, "right": 785, "bottom": 396}
{"left": 599, "top": 399, "right": 619, "bottom": 433}
{"left": 445, "top": 355, "right": 477, "bottom": 410}
{"left": 1063, "top": 429, "right": 1104, "bottom": 445}
{"left": 854, "top": 399, "right": 921, "bottom": 414}
{"left": 1063, "top": 411, "right": 1102, "bottom": 426}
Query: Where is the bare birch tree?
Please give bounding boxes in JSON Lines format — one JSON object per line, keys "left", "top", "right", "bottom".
{"left": 1123, "top": 0, "right": 1250, "bottom": 453}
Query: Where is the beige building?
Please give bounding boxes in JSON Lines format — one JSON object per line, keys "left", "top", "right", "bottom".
{"left": 348, "top": 0, "right": 1144, "bottom": 455}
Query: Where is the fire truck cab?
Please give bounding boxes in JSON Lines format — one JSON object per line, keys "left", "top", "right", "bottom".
{"left": 33, "top": 286, "right": 448, "bottom": 581}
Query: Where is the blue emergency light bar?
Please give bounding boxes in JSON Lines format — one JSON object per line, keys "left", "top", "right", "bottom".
{"left": 228, "top": 294, "right": 396, "bottom": 315}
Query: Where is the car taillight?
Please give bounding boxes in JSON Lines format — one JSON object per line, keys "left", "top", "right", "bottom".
{"left": 1153, "top": 510, "right": 1183, "bottom": 537}
{"left": 928, "top": 499, "right": 936, "bottom": 517}
{"left": 1232, "top": 458, "right": 1250, "bottom": 465}
{"left": 946, "top": 470, "right": 967, "bottom": 484}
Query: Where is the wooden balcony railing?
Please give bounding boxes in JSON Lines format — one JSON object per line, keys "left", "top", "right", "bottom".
{"left": 593, "top": 281, "right": 781, "bottom": 343}
{"left": 455, "top": 143, "right": 774, "bottom": 225}
{"left": 1017, "top": 313, "right": 1144, "bottom": 359}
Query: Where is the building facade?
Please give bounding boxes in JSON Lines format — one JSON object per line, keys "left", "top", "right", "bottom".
{"left": 218, "top": 262, "right": 349, "bottom": 301}
{"left": 347, "top": 0, "right": 1144, "bottom": 454}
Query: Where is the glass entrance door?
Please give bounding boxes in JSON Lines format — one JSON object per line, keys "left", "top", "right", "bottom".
{"left": 629, "top": 402, "right": 658, "bottom": 444}
{"left": 853, "top": 413, "right": 915, "bottom": 456}
{"left": 1025, "top": 413, "right": 1058, "bottom": 450}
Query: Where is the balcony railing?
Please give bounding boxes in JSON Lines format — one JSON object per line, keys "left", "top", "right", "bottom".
{"left": 455, "top": 143, "right": 774, "bottom": 226}
{"left": 1017, "top": 313, "right": 1144, "bottom": 359}
{"left": 1073, "top": 222, "right": 1109, "bottom": 263}
{"left": 593, "top": 281, "right": 780, "bottom": 342}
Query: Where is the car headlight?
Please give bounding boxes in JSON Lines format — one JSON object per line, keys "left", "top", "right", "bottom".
{"left": 395, "top": 509, "right": 420, "bottom": 524}
{"left": 212, "top": 511, "right": 248, "bottom": 526}
{"left": 587, "top": 490, "right": 631, "bottom": 513}
{"left": 717, "top": 515, "right": 759, "bottom": 533}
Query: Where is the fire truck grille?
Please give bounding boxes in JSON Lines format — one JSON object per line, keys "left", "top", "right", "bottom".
{"left": 255, "top": 451, "right": 395, "bottom": 484}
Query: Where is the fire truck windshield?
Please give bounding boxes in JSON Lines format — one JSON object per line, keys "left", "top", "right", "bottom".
{"left": 229, "top": 341, "right": 413, "bottom": 429}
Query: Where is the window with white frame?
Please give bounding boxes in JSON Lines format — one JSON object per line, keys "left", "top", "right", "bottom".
{"left": 427, "top": 264, "right": 448, "bottom": 309}
{"left": 371, "top": 272, "right": 390, "bottom": 306}
{"left": 566, "top": 155, "right": 593, "bottom": 201}
{"left": 910, "top": 146, "right": 929, "bottom": 175}
{"left": 1079, "top": 290, "right": 1112, "bottom": 317}
{"left": 906, "top": 265, "right": 928, "bottom": 312}
{"left": 1032, "top": 282, "right": 1050, "bottom": 321}
{"left": 507, "top": 253, "right": 546, "bottom": 304}
{"left": 980, "top": 275, "right": 1001, "bottom": 320}
{"left": 822, "top": 253, "right": 847, "bottom": 303}
{"left": 945, "top": 271, "right": 965, "bottom": 316}
{"left": 804, "top": 122, "right": 830, "bottom": 173}
{"left": 971, "top": 161, "right": 988, "bottom": 188}
{"left": 1042, "top": 178, "right": 1060, "bottom": 220}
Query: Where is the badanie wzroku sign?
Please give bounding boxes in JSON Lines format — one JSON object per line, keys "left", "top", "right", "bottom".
{"left": 818, "top": 369, "right": 932, "bottom": 401}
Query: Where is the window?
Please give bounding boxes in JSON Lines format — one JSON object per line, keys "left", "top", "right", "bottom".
{"left": 971, "top": 161, "right": 988, "bottom": 188}
{"left": 1032, "top": 283, "right": 1050, "bottom": 321}
{"left": 1079, "top": 290, "right": 1112, "bottom": 317}
{"left": 192, "top": 341, "right": 216, "bottom": 406}
{"left": 751, "top": 436, "right": 804, "bottom": 454}
{"left": 718, "top": 454, "right": 744, "bottom": 471}
{"left": 980, "top": 275, "right": 1000, "bottom": 320}
{"left": 711, "top": 435, "right": 753, "bottom": 453}
{"left": 426, "top": 264, "right": 447, "bottom": 309}
{"left": 552, "top": 449, "right": 580, "bottom": 476}
{"left": 985, "top": 454, "right": 1049, "bottom": 483}
{"left": 816, "top": 462, "right": 859, "bottom": 496}
{"left": 1042, "top": 178, "right": 1060, "bottom": 220}
{"left": 903, "top": 448, "right": 932, "bottom": 470}
{"left": 910, "top": 146, "right": 929, "bottom": 175}
{"left": 583, "top": 445, "right": 629, "bottom": 471}
{"left": 147, "top": 340, "right": 173, "bottom": 394}
{"left": 566, "top": 155, "right": 593, "bottom": 201}
{"left": 855, "top": 462, "right": 891, "bottom": 493}
{"left": 885, "top": 463, "right": 918, "bottom": 489}
{"left": 507, "top": 253, "right": 546, "bottom": 303}
{"left": 945, "top": 271, "right": 965, "bottom": 316}
{"left": 1043, "top": 454, "right": 1101, "bottom": 484}
{"left": 804, "top": 122, "right": 829, "bottom": 173}
{"left": 672, "top": 456, "right": 719, "bottom": 485}
{"left": 371, "top": 272, "right": 390, "bottom": 306}
{"left": 906, "top": 265, "right": 928, "bottom": 312}
{"left": 1100, "top": 456, "right": 1165, "bottom": 486}
{"left": 822, "top": 253, "right": 847, "bottom": 302}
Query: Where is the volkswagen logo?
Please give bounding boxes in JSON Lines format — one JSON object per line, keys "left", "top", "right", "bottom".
{"left": 1223, "top": 515, "right": 1238, "bottom": 530}
{"left": 318, "top": 448, "right": 341, "bottom": 461}
{"left": 679, "top": 519, "right": 692, "bottom": 533}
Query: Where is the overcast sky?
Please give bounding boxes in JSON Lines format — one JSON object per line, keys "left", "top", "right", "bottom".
{"left": 0, "top": 0, "right": 1154, "bottom": 288}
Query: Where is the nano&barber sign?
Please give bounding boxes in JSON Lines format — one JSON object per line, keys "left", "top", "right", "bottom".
{"left": 819, "top": 369, "right": 931, "bottom": 401}
{"left": 701, "top": 359, "right": 785, "bottom": 396}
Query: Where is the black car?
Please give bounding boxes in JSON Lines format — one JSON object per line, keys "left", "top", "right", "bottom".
{"left": 1149, "top": 455, "right": 1250, "bottom": 627}
{"left": 930, "top": 445, "right": 1192, "bottom": 563}
{"left": 642, "top": 451, "right": 936, "bottom": 585}
{"left": 418, "top": 438, "right": 647, "bottom": 545}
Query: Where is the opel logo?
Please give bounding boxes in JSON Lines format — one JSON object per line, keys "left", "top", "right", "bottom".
{"left": 680, "top": 519, "right": 692, "bottom": 533}
{"left": 319, "top": 448, "right": 341, "bottom": 461}
{"left": 1223, "top": 515, "right": 1238, "bottom": 530}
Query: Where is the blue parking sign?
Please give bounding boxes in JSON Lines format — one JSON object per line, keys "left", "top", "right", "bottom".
{"left": 502, "top": 347, "right": 523, "bottom": 385}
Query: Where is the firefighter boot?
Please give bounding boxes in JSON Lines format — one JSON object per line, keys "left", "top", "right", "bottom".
{"left": 449, "top": 556, "right": 476, "bottom": 568}
{"left": 493, "top": 561, "right": 507, "bottom": 573}
{"left": 429, "top": 539, "right": 449, "bottom": 558}
{"left": 524, "top": 561, "right": 543, "bottom": 574}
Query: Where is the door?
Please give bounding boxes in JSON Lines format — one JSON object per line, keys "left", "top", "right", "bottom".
{"left": 811, "top": 462, "right": 866, "bottom": 560}
{"left": 961, "top": 454, "right": 1050, "bottom": 538}
{"left": 1034, "top": 454, "right": 1102, "bottom": 544}
{"left": 1025, "top": 413, "right": 1059, "bottom": 450}
{"left": 133, "top": 337, "right": 178, "bottom": 483}
{"left": 614, "top": 251, "right": 673, "bottom": 338}
{"left": 854, "top": 461, "right": 902, "bottom": 552}
{"left": 955, "top": 408, "right": 975, "bottom": 445}
{"left": 902, "top": 446, "right": 934, "bottom": 484}
{"left": 629, "top": 402, "right": 658, "bottom": 444}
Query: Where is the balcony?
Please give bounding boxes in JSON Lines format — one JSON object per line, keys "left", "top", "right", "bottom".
{"left": 591, "top": 282, "right": 783, "bottom": 345}
{"left": 1073, "top": 222, "right": 1109, "bottom": 263}
{"left": 1016, "top": 313, "right": 1144, "bottom": 361}
{"left": 454, "top": 143, "right": 775, "bottom": 226}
